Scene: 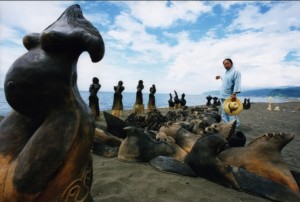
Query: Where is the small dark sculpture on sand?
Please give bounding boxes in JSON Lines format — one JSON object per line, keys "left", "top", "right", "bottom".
{"left": 168, "top": 93, "right": 175, "bottom": 110}
{"left": 243, "top": 98, "right": 251, "bottom": 109}
{"left": 212, "top": 96, "right": 220, "bottom": 107}
{"left": 133, "top": 80, "right": 144, "bottom": 114}
{"left": 89, "top": 77, "right": 101, "bottom": 120}
{"left": 112, "top": 81, "right": 125, "bottom": 118}
{"left": 147, "top": 84, "right": 156, "bottom": 112}
{"left": 0, "top": 4, "right": 104, "bottom": 201}
{"left": 180, "top": 93, "right": 186, "bottom": 107}
{"left": 247, "top": 98, "right": 251, "bottom": 109}
{"left": 174, "top": 90, "right": 181, "bottom": 109}
{"left": 206, "top": 95, "right": 212, "bottom": 106}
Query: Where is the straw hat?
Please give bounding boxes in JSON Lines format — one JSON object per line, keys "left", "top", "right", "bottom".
{"left": 223, "top": 97, "right": 243, "bottom": 115}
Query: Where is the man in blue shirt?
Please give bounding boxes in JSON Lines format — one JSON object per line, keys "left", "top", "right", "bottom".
{"left": 216, "top": 58, "right": 241, "bottom": 126}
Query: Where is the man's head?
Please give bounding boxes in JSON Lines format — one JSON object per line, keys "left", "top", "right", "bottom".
{"left": 223, "top": 58, "right": 233, "bottom": 70}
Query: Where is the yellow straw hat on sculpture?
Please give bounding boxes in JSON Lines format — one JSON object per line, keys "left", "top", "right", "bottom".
{"left": 223, "top": 97, "right": 243, "bottom": 115}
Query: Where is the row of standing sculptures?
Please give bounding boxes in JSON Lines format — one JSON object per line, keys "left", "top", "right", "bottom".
{"left": 205, "top": 95, "right": 251, "bottom": 110}
{"left": 89, "top": 81, "right": 251, "bottom": 120}
{"left": 88, "top": 77, "right": 189, "bottom": 119}
{"left": 89, "top": 78, "right": 253, "bottom": 120}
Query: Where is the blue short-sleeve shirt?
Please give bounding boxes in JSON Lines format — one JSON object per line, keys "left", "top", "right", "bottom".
{"left": 219, "top": 67, "right": 241, "bottom": 99}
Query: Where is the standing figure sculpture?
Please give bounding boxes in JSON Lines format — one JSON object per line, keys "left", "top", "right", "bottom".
{"left": 243, "top": 98, "right": 251, "bottom": 110}
{"left": 112, "top": 81, "right": 125, "bottom": 118}
{"left": 133, "top": 80, "right": 144, "bottom": 114}
{"left": 212, "top": 97, "right": 219, "bottom": 107}
{"left": 89, "top": 77, "right": 101, "bottom": 120}
{"left": 0, "top": 4, "right": 104, "bottom": 202}
{"left": 168, "top": 93, "right": 175, "bottom": 110}
{"left": 206, "top": 95, "right": 212, "bottom": 106}
{"left": 147, "top": 84, "right": 156, "bottom": 112}
{"left": 246, "top": 98, "right": 251, "bottom": 109}
{"left": 180, "top": 93, "right": 186, "bottom": 107}
{"left": 174, "top": 90, "right": 181, "bottom": 109}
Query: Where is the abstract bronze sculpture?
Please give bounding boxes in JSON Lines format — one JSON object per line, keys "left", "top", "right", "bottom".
{"left": 168, "top": 93, "right": 175, "bottom": 110}
{"left": 147, "top": 84, "right": 156, "bottom": 112}
{"left": 89, "top": 77, "right": 101, "bottom": 120}
{"left": 132, "top": 80, "right": 144, "bottom": 114}
{"left": 174, "top": 90, "right": 181, "bottom": 109}
{"left": 180, "top": 93, "right": 186, "bottom": 107}
{"left": 0, "top": 4, "right": 104, "bottom": 201}
{"left": 206, "top": 95, "right": 212, "bottom": 106}
{"left": 112, "top": 81, "right": 125, "bottom": 118}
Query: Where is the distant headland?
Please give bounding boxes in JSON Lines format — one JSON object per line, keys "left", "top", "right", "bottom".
{"left": 203, "top": 86, "right": 300, "bottom": 98}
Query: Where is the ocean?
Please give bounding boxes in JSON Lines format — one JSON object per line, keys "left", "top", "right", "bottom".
{"left": 0, "top": 88, "right": 295, "bottom": 117}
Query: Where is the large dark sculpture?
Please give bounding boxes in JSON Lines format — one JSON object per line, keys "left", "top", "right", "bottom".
{"left": 212, "top": 96, "right": 220, "bottom": 107}
{"left": 133, "top": 80, "right": 144, "bottom": 114}
{"left": 168, "top": 93, "right": 175, "bottom": 110}
{"left": 89, "top": 77, "right": 101, "bottom": 120}
{"left": 174, "top": 90, "right": 181, "bottom": 109}
{"left": 0, "top": 4, "right": 104, "bottom": 201}
{"left": 147, "top": 84, "right": 156, "bottom": 112}
{"left": 180, "top": 93, "right": 186, "bottom": 107}
{"left": 206, "top": 95, "right": 212, "bottom": 106}
{"left": 112, "top": 80, "right": 125, "bottom": 118}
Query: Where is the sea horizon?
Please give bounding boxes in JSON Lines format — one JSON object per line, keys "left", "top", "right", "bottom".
{"left": 0, "top": 88, "right": 298, "bottom": 117}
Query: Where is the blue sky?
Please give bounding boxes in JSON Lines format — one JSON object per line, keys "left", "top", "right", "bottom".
{"left": 0, "top": 1, "right": 300, "bottom": 95}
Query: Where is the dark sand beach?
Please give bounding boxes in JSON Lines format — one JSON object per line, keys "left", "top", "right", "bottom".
{"left": 0, "top": 101, "right": 299, "bottom": 201}
{"left": 91, "top": 101, "right": 300, "bottom": 202}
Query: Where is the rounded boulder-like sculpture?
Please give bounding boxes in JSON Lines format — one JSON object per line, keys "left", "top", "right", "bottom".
{"left": 0, "top": 4, "right": 104, "bottom": 202}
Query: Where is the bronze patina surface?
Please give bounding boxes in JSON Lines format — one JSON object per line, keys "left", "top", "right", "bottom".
{"left": 0, "top": 4, "right": 104, "bottom": 201}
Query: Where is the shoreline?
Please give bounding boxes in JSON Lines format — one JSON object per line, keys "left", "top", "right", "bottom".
{"left": 1, "top": 89, "right": 299, "bottom": 116}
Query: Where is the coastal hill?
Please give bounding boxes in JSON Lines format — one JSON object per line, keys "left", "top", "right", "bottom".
{"left": 203, "top": 86, "right": 300, "bottom": 97}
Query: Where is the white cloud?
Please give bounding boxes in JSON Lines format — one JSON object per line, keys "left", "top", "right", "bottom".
{"left": 0, "top": 1, "right": 299, "bottom": 96}
{"left": 0, "top": 1, "right": 73, "bottom": 87}
{"left": 165, "top": 29, "right": 300, "bottom": 92}
{"left": 106, "top": 11, "right": 179, "bottom": 65}
{"left": 0, "top": 24, "right": 20, "bottom": 42}
{"left": 217, "top": 1, "right": 247, "bottom": 10}
{"left": 0, "top": 46, "right": 27, "bottom": 85}
{"left": 228, "top": 2, "right": 300, "bottom": 33}
{"left": 125, "top": 1, "right": 211, "bottom": 28}
{"left": 0, "top": 1, "right": 73, "bottom": 33}
{"left": 84, "top": 12, "right": 112, "bottom": 28}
